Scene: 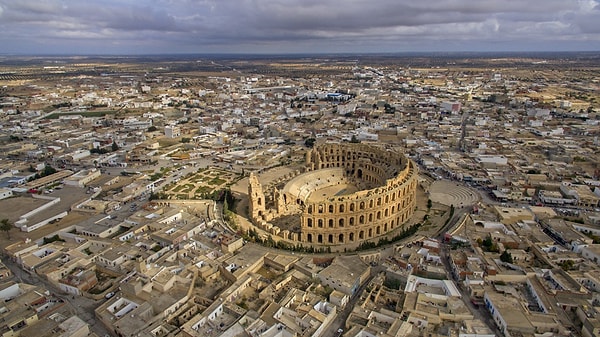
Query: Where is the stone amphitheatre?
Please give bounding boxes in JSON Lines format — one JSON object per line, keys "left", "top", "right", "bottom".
{"left": 243, "top": 143, "right": 419, "bottom": 250}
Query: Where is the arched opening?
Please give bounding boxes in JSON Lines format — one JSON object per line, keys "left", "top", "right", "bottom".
{"left": 328, "top": 234, "right": 334, "bottom": 244}
{"left": 339, "top": 218, "right": 345, "bottom": 227}
{"left": 349, "top": 217, "right": 354, "bottom": 226}
{"left": 369, "top": 213, "right": 373, "bottom": 222}
{"left": 385, "top": 209, "right": 389, "bottom": 217}
{"left": 349, "top": 232, "right": 355, "bottom": 241}
{"left": 359, "top": 215, "right": 365, "bottom": 224}
{"left": 329, "top": 205, "right": 334, "bottom": 213}
{"left": 318, "top": 219, "right": 323, "bottom": 228}
{"left": 359, "top": 231, "right": 364, "bottom": 239}
{"left": 377, "top": 211, "right": 381, "bottom": 220}
{"left": 257, "top": 197, "right": 262, "bottom": 206}
{"left": 350, "top": 203, "right": 355, "bottom": 211}
{"left": 339, "top": 234, "right": 344, "bottom": 243}
{"left": 318, "top": 234, "right": 323, "bottom": 243}
{"left": 357, "top": 169, "right": 363, "bottom": 179}
{"left": 360, "top": 202, "right": 365, "bottom": 210}
{"left": 339, "top": 204, "right": 345, "bottom": 212}
{"left": 376, "top": 226, "right": 381, "bottom": 235}
{"left": 368, "top": 228, "right": 373, "bottom": 237}
{"left": 307, "top": 219, "right": 313, "bottom": 227}
{"left": 329, "top": 219, "right": 334, "bottom": 228}
{"left": 307, "top": 234, "right": 312, "bottom": 243}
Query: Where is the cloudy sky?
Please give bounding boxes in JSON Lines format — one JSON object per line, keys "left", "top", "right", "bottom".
{"left": 0, "top": 0, "right": 599, "bottom": 55}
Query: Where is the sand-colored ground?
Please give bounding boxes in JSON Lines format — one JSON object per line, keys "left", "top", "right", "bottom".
{"left": 0, "top": 211, "right": 90, "bottom": 250}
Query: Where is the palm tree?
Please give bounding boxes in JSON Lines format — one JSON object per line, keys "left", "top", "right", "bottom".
{"left": 0, "top": 219, "right": 12, "bottom": 240}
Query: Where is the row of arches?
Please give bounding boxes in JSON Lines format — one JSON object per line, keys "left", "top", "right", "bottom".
{"left": 312, "top": 146, "right": 404, "bottom": 168}
{"left": 306, "top": 184, "right": 415, "bottom": 215}
{"left": 305, "top": 205, "right": 413, "bottom": 229}
{"left": 304, "top": 221, "right": 404, "bottom": 244}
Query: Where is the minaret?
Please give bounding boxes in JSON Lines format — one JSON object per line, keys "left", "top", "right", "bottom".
{"left": 248, "top": 172, "right": 266, "bottom": 220}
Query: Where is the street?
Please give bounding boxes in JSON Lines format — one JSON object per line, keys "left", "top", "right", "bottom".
{"left": 321, "top": 266, "right": 386, "bottom": 337}
{"left": 1, "top": 256, "right": 113, "bottom": 337}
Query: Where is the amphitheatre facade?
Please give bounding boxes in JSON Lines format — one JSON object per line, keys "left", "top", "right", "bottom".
{"left": 247, "top": 143, "right": 418, "bottom": 249}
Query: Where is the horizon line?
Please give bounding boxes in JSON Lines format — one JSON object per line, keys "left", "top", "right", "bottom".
{"left": 1, "top": 50, "right": 600, "bottom": 58}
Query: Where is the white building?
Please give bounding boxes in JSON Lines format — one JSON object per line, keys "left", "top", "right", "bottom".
{"left": 165, "top": 125, "right": 181, "bottom": 139}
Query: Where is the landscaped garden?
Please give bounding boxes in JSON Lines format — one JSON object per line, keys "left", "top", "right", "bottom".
{"left": 161, "top": 167, "right": 242, "bottom": 200}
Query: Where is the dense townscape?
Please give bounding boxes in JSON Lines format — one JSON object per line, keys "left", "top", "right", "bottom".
{"left": 0, "top": 53, "right": 599, "bottom": 337}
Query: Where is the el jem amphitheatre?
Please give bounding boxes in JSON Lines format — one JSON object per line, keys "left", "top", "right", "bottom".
{"left": 232, "top": 143, "right": 420, "bottom": 251}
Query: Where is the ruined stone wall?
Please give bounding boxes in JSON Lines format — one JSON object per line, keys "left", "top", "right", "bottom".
{"left": 248, "top": 143, "right": 418, "bottom": 248}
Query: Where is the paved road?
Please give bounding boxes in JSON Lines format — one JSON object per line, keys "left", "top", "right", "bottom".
{"left": 437, "top": 242, "right": 503, "bottom": 336}
{"left": 434, "top": 202, "right": 503, "bottom": 336}
{"left": 322, "top": 266, "right": 386, "bottom": 337}
{"left": 1, "top": 256, "right": 112, "bottom": 337}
